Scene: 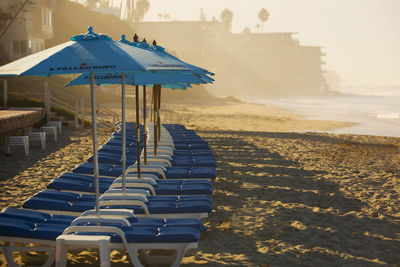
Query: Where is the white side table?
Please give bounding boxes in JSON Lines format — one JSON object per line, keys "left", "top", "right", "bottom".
{"left": 40, "top": 126, "right": 58, "bottom": 142}
{"left": 5, "top": 136, "right": 29, "bottom": 156}
{"left": 55, "top": 235, "right": 111, "bottom": 267}
{"left": 48, "top": 121, "right": 62, "bottom": 135}
{"left": 28, "top": 132, "right": 46, "bottom": 149}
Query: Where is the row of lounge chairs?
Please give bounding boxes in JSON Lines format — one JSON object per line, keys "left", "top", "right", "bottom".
{"left": 0, "top": 123, "right": 217, "bottom": 267}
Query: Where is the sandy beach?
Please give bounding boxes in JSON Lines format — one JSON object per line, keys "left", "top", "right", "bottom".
{"left": 1, "top": 102, "right": 399, "bottom": 266}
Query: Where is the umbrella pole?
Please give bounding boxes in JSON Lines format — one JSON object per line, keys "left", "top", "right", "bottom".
{"left": 157, "top": 84, "right": 161, "bottom": 142}
{"left": 150, "top": 87, "right": 153, "bottom": 123}
{"left": 143, "top": 85, "right": 147, "bottom": 165}
{"left": 153, "top": 85, "right": 157, "bottom": 155}
{"left": 90, "top": 72, "right": 99, "bottom": 216}
{"left": 121, "top": 73, "right": 126, "bottom": 193}
{"left": 135, "top": 85, "right": 141, "bottom": 178}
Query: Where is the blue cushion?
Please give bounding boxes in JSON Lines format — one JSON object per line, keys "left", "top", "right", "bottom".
{"left": 30, "top": 223, "right": 66, "bottom": 240}
{"left": 59, "top": 173, "right": 113, "bottom": 183}
{"left": 99, "top": 147, "right": 138, "bottom": 156}
{"left": 111, "top": 228, "right": 158, "bottom": 243}
{"left": 190, "top": 167, "right": 217, "bottom": 179}
{"left": 47, "top": 178, "right": 111, "bottom": 194}
{"left": 23, "top": 197, "right": 74, "bottom": 211}
{"left": 171, "top": 159, "right": 216, "bottom": 168}
{"left": 0, "top": 217, "right": 35, "bottom": 237}
{"left": 160, "top": 218, "right": 206, "bottom": 232}
{"left": 180, "top": 185, "right": 212, "bottom": 195}
{"left": 154, "top": 227, "right": 200, "bottom": 243}
{"left": 34, "top": 190, "right": 80, "bottom": 201}
{"left": 0, "top": 207, "right": 50, "bottom": 222}
{"left": 153, "top": 185, "right": 211, "bottom": 195}
{"left": 24, "top": 191, "right": 211, "bottom": 214}
{"left": 165, "top": 168, "right": 190, "bottom": 178}
{"left": 148, "top": 195, "right": 212, "bottom": 204}
{"left": 91, "top": 155, "right": 122, "bottom": 165}
{"left": 157, "top": 179, "right": 212, "bottom": 186}
{"left": 73, "top": 162, "right": 122, "bottom": 177}
{"left": 102, "top": 201, "right": 210, "bottom": 215}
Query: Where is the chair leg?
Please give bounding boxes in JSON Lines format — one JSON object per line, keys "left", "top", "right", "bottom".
{"left": 3, "top": 247, "right": 19, "bottom": 267}
{"left": 126, "top": 246, "right": 144, "bottom": 267}
{"left": 41, "top": 134, "right": 46, "bottom": 149}
{"left": 2, "top": 245, "right": 55, "bottom": 267}
{"left": 23, "top": 136, "right": 29, "bottom": 156}
{"left": 5, "top": 136, "right": 10, "bottom": 154}
{"left": 55, "top": 239, "right": 68, "bottom": 267}
{"left": 98, "top": 239, "right": 111, "bottom": 267}
{"left": 171, "top": 245, "right": 188, "bottom": 267}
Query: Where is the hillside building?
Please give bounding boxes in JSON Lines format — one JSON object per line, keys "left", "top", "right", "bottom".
{"left": 133, "top": 20, "right": 327, "bottom": 95}
{"left": 0, "top": 0, "right": 57, "bottom": 62}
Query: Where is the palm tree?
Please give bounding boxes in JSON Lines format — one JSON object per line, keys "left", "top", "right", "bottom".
{"left": 128, "top": 0, "right": 134, "bottom": 21}
{"left": 163, "top": 13, "right": 171, "bottom": 21}
{"left": 242, "top": 27, "right": 251, "bottom": 34}
{"left": 255, "top": 23, "right": 261, "bottom": 33}
{"left": 220, "top": 8, "right": 233, "bottom": 32}
{"left": 199, "top": 8, "right": 206, "bottom": 21}
{"left": 258, "top": 8, "right": 269, "bottom": 33}
{"left": 134, "top": 0, "right": 150, "bottom": 22}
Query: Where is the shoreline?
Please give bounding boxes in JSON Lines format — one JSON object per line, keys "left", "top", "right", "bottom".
{"left": 157, "top": 101, "right": 355, "bottom": 134}
{"left": 241, "top": 94, "right": 400, "bottom": 138}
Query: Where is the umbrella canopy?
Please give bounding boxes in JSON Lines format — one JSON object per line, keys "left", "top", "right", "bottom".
{"left": 118, "top": 35, "right": 214, "bottom": 76}
{"left": 65, "top": 71, "right": 211, "bottom": 87}
{"left": 0, "top": 27, "right": 191, "bottom": 77}
{"left": 0, "top": 27, "right": 197, "bottom": 216}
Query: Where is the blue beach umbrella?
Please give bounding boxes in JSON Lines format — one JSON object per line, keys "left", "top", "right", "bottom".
{"left": 0, "top": 27, "right": 194, "bottom": 216}
{"left": 120, "top": 36, "right": 215, "bottom": 166}
{"left": 116, "top": 35, "right": 214, "bottom": 182}
{"left": 62, "top": 34, "right": 214, "bottom": 188}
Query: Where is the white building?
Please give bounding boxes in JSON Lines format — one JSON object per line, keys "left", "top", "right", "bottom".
{"left": 0, "top": 0, "right": 57, "bottom": 61}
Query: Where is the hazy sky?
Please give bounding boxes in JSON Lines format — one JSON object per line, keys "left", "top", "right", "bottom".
{"left": 139, "top": 0, "right": 400, "bottom": 88}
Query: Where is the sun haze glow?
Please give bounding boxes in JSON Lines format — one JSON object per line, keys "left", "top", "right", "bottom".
{"left": 138, "top": 0, "right": 400, "bottom": 88}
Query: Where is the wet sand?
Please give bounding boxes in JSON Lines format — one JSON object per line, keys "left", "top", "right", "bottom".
{"left": 1, "top": 102, "right": 400, "bottom": 266}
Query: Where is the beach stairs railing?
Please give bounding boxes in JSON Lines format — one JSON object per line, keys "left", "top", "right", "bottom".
{"left": 5, "top": 79, "right": 118, "bottom": 129}
{"left": 45, "top": 81, "right": 118, "bottom": 129}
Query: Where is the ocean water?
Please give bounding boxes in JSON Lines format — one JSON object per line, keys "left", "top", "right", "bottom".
{"left": 246, "top": 87, "right": 400, "bottom": 137}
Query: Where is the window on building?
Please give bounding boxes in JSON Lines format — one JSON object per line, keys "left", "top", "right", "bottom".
{"left": 13, "top": 40, "right": 19, "bottom": 54}
{"left": 42, "top": 8, "right": 52, "bottom": 27}
{"left": 12, "top": 40, "right": 28, "bottom": 55}
{"left": 20, "top": 40, "right": 27, "bottom": 53}
{"left": 49, "top": 10, "right": 52, "bottom": 27}
{"left": 42, "top": 9, "right": 47, "bottom": 26}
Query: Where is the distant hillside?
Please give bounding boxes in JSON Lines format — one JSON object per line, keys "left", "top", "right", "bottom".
{"left": 47, "top": 0, "right": 133, "bottom": 46}
{"left": 45, "top": 0, "right": 220, "bottom": 106}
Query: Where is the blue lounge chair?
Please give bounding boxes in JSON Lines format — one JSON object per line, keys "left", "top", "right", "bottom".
{"left": 47, "top": 173, "right": 213, "bottom": 195}
{"left": 22, "top": 189, "right": 212, "bottom": 218}
{"left": 0, "top": 207, "right": 204, "bottom": 267}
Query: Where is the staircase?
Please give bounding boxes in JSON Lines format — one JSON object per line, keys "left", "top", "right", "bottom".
{"left": 45, "top": 80, "right": 119, "bottom": 129}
